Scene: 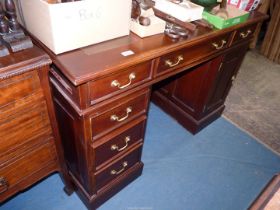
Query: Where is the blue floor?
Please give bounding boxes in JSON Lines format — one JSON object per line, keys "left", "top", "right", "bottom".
{"left": 1, "top": 104, "right": 280, "bottom": 210}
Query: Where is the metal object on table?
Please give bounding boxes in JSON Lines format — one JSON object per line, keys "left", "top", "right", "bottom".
{"left": 0, "top": 2, "right": 9, "bottom": 57}
{"left": 0, "top": 40, "right": 9, "bottom": 57}
{"left": 0, "top": 0, "right": 33, "bottom": 53}
{"left": 2, "top": 30, "right": 33, "bottom": 52}
{"left": 164, "top": 22, "right": 189, "bottom": 40}
{"left": 5, "top": 0, "right": 20, "bottom": 32}
{"left": 0, "top": 2, "right": 9, "bottom": 34}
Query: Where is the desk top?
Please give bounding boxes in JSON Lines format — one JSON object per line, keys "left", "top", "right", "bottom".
{"left": 41, "top": 11, "right": 266, "bottom": 86}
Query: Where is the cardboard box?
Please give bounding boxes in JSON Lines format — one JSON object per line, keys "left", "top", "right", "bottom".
{"left": 20, "top": 0, "right": 132, "bottom": 54}
{"left": 154, "top": 0, "right": 204, "bottom": 22}
{"left": 228, "top": 0, "right": 261, "bottom": 11}
{"left": 130, "top": 8, "right": 166, "bottom": 38}
{"left": 202, "top": 5, "right": 249, "bottom": 29}
{"left": 130, "top": 16, "right": 166, "bottom": 38}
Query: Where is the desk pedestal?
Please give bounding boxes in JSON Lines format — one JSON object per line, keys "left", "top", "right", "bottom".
{"left": 152, "top": 42, "right": 248, "bottom": 134}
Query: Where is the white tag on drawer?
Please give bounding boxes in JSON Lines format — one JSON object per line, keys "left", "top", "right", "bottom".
{"left": 121, "top": 50, "right": 135, "bottom": 57}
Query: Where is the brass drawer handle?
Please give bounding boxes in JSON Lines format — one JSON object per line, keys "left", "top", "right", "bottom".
{"left": 111, "top": 73, "right": 136, "bottom": 89}
{"left": 240, "top": 30, "right": 252, "bottom": 38}
{"left": 212, "top": 40, "right": 227, "bottom": 50}
{"left": 110, "top": 107, "right": 132, "bottom": 122}
{"left": 0, "top": 177, "right": 9, "bottom": 193}
{"left": 165, "top": 55, "right": 184, "bottom": 67}
{"left": 111, "top": 136, "right": 130, "bottom": 152}
{"left": 110, "top": 161, "right": 128, "bottom": 175}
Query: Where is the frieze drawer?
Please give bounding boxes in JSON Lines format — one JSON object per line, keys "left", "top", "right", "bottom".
{"left": 155, "top": 32, "right": 232, "bottom": 76}
{"left": 89, "top": 61, "right": 152, "bottom": 105}
{"left": 231, "top": 23, "right": 257, "bottom": 45}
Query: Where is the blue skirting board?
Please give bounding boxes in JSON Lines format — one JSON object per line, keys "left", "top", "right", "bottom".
{"left": 1, "top": 104, "right": 280, "bottom": 210}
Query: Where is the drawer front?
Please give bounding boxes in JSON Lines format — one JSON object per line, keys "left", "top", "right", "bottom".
{"left": 95, "top": 146, "right": 142, "bottom": 190}
{"left": 90, "top": 89, "right": 150, "bottom": 140}
{"left": 93, "top": 118, "right": 146, "bottom": 169}
{"left": 156, "top": 33, "right": 232, "bottom": 75}
{"left": 0, "top": 71, "right": 41, "bottom": 108}
{"left": 89, "top": 61, "right": 152, "bottom": 105}
{"left": 0, "top": 100, "right": 52, "bottom": 163}
{"left": 0, "top": 142, "right": 56, "bottom": 198}
{"left": 232, "top": 24, "right": 257, "bottom": 45}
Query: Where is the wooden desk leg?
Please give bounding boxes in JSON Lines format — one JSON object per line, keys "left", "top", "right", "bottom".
{"left": 38, "top": 66, "right": 75, "bottom": 195}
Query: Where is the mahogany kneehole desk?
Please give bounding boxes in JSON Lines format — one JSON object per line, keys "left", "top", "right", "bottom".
{"left": 37, "top": 12, "right": 267, "bottom": 210}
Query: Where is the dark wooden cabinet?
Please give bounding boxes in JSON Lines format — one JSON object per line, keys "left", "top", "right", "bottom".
{"left": 204, "top": 42, "right": 249, "bottom": 113}
{"left": 152, "top": 42, "right": 249, "bottom": 133}
{"left": 0, "top": 46, "right": 68, "bottom": 202}
{"left": 31, "top": 11, "right": 267, "bottom": 210}
{"left": 50, "top": 78, "right": 150, "bottom": 203}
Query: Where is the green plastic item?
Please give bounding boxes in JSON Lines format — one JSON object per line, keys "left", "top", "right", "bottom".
{"left": 191, "top": 0, "right": 219, "bottom": 11}
{"left": 202, "top": 8, "right": 250, "bottom": 29}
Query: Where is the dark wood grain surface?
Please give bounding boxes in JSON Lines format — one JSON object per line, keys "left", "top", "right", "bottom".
{"left": 0, "top": 45, "right": 72, "bottom": 202}
{"left": 39, "top": 11, "right": 268, "bottom": 210}
{"left": 0, "top": 45, "right": 50, "bottom": 79}
{"left": 41, "top": 11, "right": 267, "bottom": 86}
